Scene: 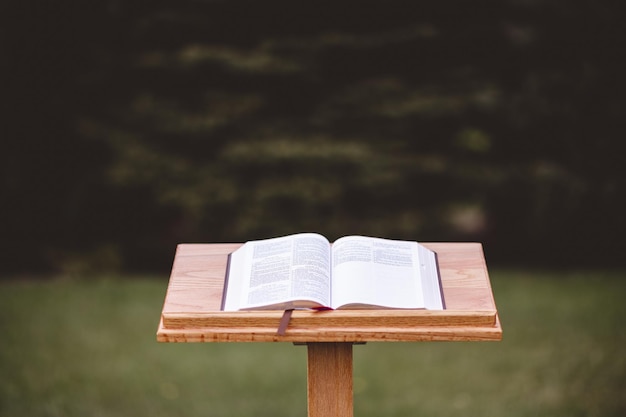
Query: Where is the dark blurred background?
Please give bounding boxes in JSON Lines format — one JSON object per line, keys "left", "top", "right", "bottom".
{"left": 3, "top": 0, "right": 625, "bottom": 276}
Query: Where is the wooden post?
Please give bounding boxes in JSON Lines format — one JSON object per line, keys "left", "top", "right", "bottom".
{"left": 307, "top": 342, "right": 353, "bottom": 417}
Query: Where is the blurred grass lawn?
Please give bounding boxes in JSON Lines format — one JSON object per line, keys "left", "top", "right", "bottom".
{"left": 1, "top": 269, "right": 625, "bottom": 417}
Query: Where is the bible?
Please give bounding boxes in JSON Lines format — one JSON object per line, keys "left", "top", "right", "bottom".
{"left": 222, "top": 233, "right": 444, "bottom": 311}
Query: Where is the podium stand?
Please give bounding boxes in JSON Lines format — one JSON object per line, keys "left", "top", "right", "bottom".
{"left": 157, "top": 243, "right": 501, "bottom": 417}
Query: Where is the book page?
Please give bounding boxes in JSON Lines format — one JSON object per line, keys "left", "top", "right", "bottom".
{"left": 223, "top": 233, "right": 332, "bottom": 310}
{"left": 330, "top": 236, "right": 424, "bottom": 309}
{"left": 418, "top": 244, "right": 444, "bottom": 310}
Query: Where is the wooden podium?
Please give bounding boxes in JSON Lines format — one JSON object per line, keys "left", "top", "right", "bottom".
{"left": 157, "top": 242, "right": 501, "bottom": 417}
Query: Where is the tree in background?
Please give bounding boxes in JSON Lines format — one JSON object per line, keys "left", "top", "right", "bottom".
{"left": 3, "top": 1, "right": 625, "bottom": 274}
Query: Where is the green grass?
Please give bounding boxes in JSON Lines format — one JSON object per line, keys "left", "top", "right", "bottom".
{"left": 1, "top": 270, "right": 625, "bottom": 417}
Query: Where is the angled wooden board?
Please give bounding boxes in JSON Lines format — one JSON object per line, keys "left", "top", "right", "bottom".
{"left": 157, "top": 242, "right": 502, "bottom": 342}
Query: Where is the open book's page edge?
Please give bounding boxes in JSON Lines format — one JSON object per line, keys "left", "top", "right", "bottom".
{"left": 433, "top": 250, "right": 446, "bottom": 309}
{"left": 221, "top": 243, "right": 249, "bottom": 311}
{"left": 419, "top": 244, "right": 445, "bottom": 310}
{"left": 220, "top": 252, "right": 232, "bottom": 311}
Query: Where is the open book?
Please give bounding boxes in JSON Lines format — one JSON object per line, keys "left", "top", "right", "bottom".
{"left": 222, "top": 233, "right": 444, "bottom": 311}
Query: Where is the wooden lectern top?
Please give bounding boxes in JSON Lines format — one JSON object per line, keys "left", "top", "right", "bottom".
{"left": 157, "top": 243, "right": 502, "bottom": 343}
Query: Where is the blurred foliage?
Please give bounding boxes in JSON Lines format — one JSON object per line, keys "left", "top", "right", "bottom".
{"left": 3, "top": 0, "right": 625, "bottom": 274}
